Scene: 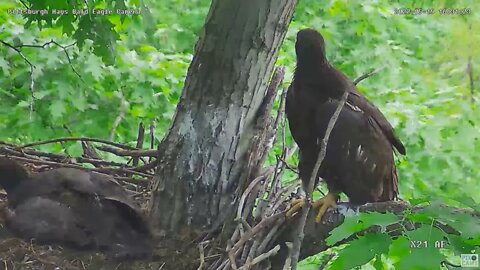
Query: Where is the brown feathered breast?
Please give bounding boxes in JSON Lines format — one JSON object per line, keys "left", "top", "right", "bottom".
{"left": 286, "top": 29, "right": 406, "bottom": 204}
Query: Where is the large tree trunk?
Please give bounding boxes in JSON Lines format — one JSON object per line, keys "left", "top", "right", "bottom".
{"left": 148, "top": 0, "right": 297, "bottom": 238}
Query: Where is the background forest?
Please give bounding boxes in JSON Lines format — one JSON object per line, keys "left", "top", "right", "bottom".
{"left": 0, "top": 0, "right": 479, "bottom": 269}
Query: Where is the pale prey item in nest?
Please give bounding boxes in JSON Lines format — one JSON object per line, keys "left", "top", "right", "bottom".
{"left": 0, "top": 157, "right": 153, "bottom": 260}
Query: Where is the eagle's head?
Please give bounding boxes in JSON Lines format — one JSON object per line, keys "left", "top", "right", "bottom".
{"left": 295, "top": 28, "right": 326, "bottom": 64}
{"left": 0, "top": 158, "right": 29, "bottom": 194}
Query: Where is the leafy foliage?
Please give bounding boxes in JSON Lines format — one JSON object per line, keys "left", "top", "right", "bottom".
{"left": 0, "top": 0, "right": 479, "bottom": 269}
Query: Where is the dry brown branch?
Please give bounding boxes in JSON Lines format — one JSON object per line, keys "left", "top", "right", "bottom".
{"left": 81, "top": 141, "right": 101, "bottom": 160}
{"left": 239, "top": 167, "right": 275, "bottom": 220}
{"left": 198, "top": 241, "right": 207, "bottom": 270}
{"left": 130, "top": 160, "right": 158, "bottom": 172}
{"left": 227, "top": 212, "right": 285, "bottom": 270}
{"left": 257, "top": 220, "right": 282, "bottom": 253}
{"left": 149, "top": 121, "right": 156, "bottom": 163}
{"left": 2, "top": 155, "right": 152, "bottom": 178}
{"left": 239, "top": 245, "right": 280, "bottom": 270}
{"left": 97, "top": 145, "right": 159, "bottom": 157}
{"left": 467, "top": 55, "right": 475, "bottom": 103}
{"left": 281, "top": 242, "right": 293, "bottom": 270}
{"left": 1, "top": 138, "right": 157, "bottom": 189}
{"left": 1, "top": 146, "right": 125, "bottom": 167}
{"left": 21, "top": 137, "right": 137, "bottom": 150}
{"left": 14, "top": 39, "right": 81, "bottom": 81}
{"left": 133, "top": 122, "right": 146, "bottom": 167}
{"left": 353, "top": 66, "right": 385, "bottom": 85}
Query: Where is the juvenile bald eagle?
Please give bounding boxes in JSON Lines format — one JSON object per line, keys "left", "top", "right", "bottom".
{"left": 286, "top": 29, "right": 406, "bottom": 222}
{"left": 0, "top": 157, "right": 152, "bottom": 260}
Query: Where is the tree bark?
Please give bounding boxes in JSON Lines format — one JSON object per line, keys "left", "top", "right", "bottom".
{"left": 148, "top": 0, "right": 297, "bottom": 238}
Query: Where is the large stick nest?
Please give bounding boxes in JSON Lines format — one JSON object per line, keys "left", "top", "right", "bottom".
{"left": 0, "top": 129, "right": 161, "bottom": 269}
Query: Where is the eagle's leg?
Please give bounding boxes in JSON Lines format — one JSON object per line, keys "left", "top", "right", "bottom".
{"left": 311, "top": 192, "right": 338, "bottom": 223}
{"left": 285, "top": 192, "right": 338, "bottom": 221}
{"left": 285, "top": 198, "right": 305, "bottom": 218}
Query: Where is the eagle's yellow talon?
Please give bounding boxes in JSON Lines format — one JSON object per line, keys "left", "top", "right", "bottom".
{"left": 286, "top": 192, "right": 338, "bottom": 222}
{"left": 312, "top": 193, "right": 337, "bottom": 223}
{"left": 312, "top": 192, "right": 338, "bottom": 223}
{"left": 286, "top": 198, "right": 305, "bottom": 218}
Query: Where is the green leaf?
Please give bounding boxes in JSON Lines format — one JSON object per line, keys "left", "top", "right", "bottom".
{"left": 326, "top": 212, "right": 399, "bottom": 245}
{"left": 452, "top": 196, "right": 480, "bottom": 212}
{"left": 389, "top": 236, "right": 411, "bottom": 259}
{"left": 447, "top": 234, "right": 477, "bottom": 254}
{"left": 32, "top": 90, "right": 51, "bottom": 100}
{"left": 57, "top": 15, "right": 74, "bottom": 36}
{"left": 329, "top": 233, "right": 391, "bottom": 270}
{"left": 373, "top": 254, "right": 384, "bottom": 270}
{"left": 405, "top": 225, "right": 446, "bottom": 247}
{"left": 85, "top": 54, "right": 104, "bottom": 81}
{"left": 114, "top": 0, "right": 127, "bottom": 23}
{"left": 71, "top": 93, "right": 87, "bottom": 112}
{"left": 418, "top": 205, "right": 480, "bottom": 241}
{"left": 17, "top": 100, "right": 31, "bottom": 108}
{"left": 50, "top": 100, "right": 66, "bottom": 119}
{"left": 389, "top": 231, "right": 446, "bottom": 270}
{"left": 326, "top": 216, "right": 362, "bottom": 245}
{"left": 358, "top": 212, "right": 400, "bottom": 228}
{"left": 395, "top": 248, "right": 445, "bottom": 270}
{"left": 0, "top": 56, "right": 10, "bottom": 75}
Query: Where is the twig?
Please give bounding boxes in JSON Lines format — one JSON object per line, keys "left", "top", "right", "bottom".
{"left": 240, "top": 239, "right": 254, "bottom": 266}
{"left": 131, "top": 160, "right": 158, "bottom": 172}
{"left": 197, "top": 241, "right": 207, "bottom": 270}
{"left": 81, "top": 141, "right": 101, "bottom": 160}
{"left": 353, "top": 66, "right": 385, "bottom": 85}
{"left": 240, "top": 245, "right": 280, "bottom": 270}
{"left": 277, "top": 157, "right": 298, "bottom": 174}
{"left": 149, "top": 121, "right": 156, "bottom": 162}
{"left": 1, "top": 146, "right": 124, "bottom": 167}
{"left": 228, "top": 212, "right": 284, "bottom": 270}
{"left": 257, "top": 220, "right": 282, "bottom": 253}
{"left": 109, "top": 95, "right": 128, "bottom": 141}
{"left": 97, "top": 145, "right": 159, "bottom": 157}
{"left": 133, "top": 122, "right": 145, "bottom": 167}
{"left": 2, "top": 142, "right": 157, "bottom": 177}
{"left": 114, "top": 176, "right": 150, "bottom": 185}
{"left": 273, "top": 87, "right": 288, "bottom": 134}
{"left": 19, "top": 0, "right": 29, "bottom": 8}
{"left": 269, "top": 183, "right": 299, "bottom": 216}
{"left": 318, "top": 253, "right": 335, "bottom": 270}
{"left": 21, "top": 137, "right": 137, "bottom": 150}
{"left": 265, "top": 97, "right": 289, "bottom": 209}
{"left": 282, "top": 242, "right": 293, "bottom": 270}
{"left": 289, "top": 90, "right": 349, "bottom": 270}
{"left": 14, "top": 39, "right": 82, "bottom": 81}
{"left": 237, "top": 167, "right": 274, "bottom": 220}
{"left": 467, "top": 55, "right": 474, "bottom": 103}
{"left": 1, "top": 155, "right": 152, "bottom": 179}
{"left": 0, "top": 39, "right": 36, "bottom": 119}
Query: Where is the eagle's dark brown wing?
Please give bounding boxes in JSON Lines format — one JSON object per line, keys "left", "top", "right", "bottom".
{"left": 347, "top": 88, "right": 406, "bottom": 155}
{"left": 313, "top": 96, "right": 400, "bottom": 203}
